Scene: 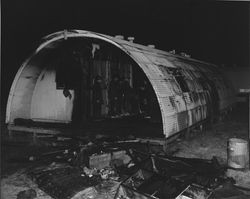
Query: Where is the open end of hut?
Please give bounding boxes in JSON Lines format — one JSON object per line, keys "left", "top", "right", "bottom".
{"left": 7, "top": 36, "right": 163, "bottom": 137}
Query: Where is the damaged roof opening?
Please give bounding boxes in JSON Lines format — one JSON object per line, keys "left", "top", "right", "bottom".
{"left": 6, "top": 30, "right": 235, "bottom": 138}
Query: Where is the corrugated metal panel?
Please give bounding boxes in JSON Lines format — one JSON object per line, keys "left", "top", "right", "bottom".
{"left": 159, "top": 97, "right": 176, "bottom": 115}
{"left": 177, "top": 111, "right": 189, "bottom": 131}
{"left": 164, "top": 114, "right": 178, "bottom": 136}
{"left": 152, "top": 80, "right": 174, "bottom": 97}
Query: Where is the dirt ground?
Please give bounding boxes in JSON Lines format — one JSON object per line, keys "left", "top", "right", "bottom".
{"left": 171, "top": 117, "right": 248, "bottom": 164}
{"left": 169, "top": 102, "right": 250, "bottom": 188}
{"left": 171, "top": 120, "right": 250, "bottom": 188}
{"left": 1, "top": 102, "right": 250, "bottom": 198}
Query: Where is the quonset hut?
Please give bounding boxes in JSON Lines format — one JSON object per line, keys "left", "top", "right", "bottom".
{"left": 6, "top": 30, "right": 235, "bottom": 139}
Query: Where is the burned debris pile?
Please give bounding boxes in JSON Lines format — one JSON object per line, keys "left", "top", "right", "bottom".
{"left": 24, "top": 135, "right": 249, "bottom": 199}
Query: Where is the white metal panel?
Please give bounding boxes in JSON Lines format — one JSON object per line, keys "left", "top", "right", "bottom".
{"left": 30, "top": 68, "right": 74, "bottom": 122}
{"left": 8, "top": 64, "right": 42, "bottom": 123}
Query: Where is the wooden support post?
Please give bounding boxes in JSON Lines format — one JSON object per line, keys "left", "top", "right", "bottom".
{"left": 239, "top": 89, "right": 250, "bottom": 169}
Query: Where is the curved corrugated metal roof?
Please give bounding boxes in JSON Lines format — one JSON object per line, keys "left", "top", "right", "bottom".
{"left": 7, "top": 30, "right": 235, "bottom": 138}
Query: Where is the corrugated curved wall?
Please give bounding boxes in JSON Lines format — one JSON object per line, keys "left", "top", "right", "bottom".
{"left": 6, "top": 30, "right": 235, "bottom": 138}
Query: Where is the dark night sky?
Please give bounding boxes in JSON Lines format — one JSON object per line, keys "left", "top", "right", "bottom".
{"left": 1, "top": 0, "right": 250, "bottom": 108}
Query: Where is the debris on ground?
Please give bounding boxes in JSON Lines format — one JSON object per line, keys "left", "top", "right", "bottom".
{"left": 16, "top": 188, "right": 37, "bottom": 199}
{"left": 1, "top": 170, "right": 52, "bottom": 199}
{"left": 2, "top": 130, "right": 250, "bottom": 199}
{"left": 176, "top": 184, "right": 212, "bottom": 199}
{"left": 9, "top": 136, "right": 245, "bottom": 199}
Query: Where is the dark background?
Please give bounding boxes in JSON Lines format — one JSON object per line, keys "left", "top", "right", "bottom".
{"left": 1, "top": 0, "right": 250, "bottom": 111}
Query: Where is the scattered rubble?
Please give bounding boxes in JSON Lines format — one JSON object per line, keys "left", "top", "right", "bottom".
{"left": 2, "top": 133, "right": 250, "bottom": 199}
{"left": 1, "top": 170, "right": 52, "bottom": 199}
{"left": 16, "top": 188, "right": 37, "bottom": 199}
